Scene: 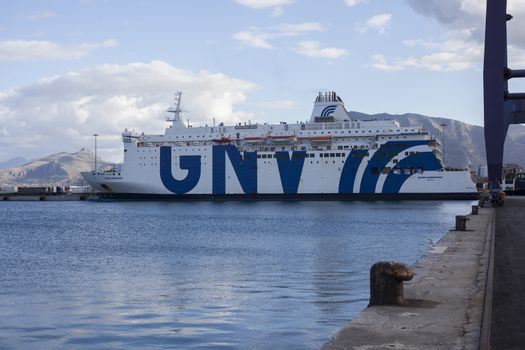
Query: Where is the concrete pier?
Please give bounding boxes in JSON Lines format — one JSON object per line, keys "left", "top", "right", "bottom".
{"left": 490, "top": 197, "right": 525, "bottom": 348}
{"left": 322, "top": 205, "right": 495, "bottom": 350}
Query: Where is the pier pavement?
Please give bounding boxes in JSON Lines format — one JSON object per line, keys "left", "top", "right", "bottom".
{"left": 490, "top": 197, "right": 525, "bottom": 349}
{"left": 322, "top": 203, "right": 495, "bottom": 350}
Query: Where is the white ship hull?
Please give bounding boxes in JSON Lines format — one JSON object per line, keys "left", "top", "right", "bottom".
{"left": 82, "top": 92, "right": 478, "bottom": 200}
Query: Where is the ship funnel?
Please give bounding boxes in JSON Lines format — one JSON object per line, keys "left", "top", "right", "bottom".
{"left": 309, "top": 91, "right": 351, "bottom": 123}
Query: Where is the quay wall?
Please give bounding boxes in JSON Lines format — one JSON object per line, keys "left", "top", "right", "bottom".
{"left": 322, "top": 205, "right": 495, "bottom": 350}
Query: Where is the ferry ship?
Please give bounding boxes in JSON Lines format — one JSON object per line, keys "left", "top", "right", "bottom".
{"left": 81, "top": 92, "right": 478, "bottom": 200}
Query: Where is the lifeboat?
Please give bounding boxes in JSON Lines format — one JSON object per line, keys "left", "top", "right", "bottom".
{"left": 309, "top": 136, "right": 332, "bottom": 143}
{"left": 268, "top": 133, "right": 297, "bottom": 143}
{"left": 212, "top": 136, "right": 231, "bottom": 144}
{"left": 243, "top": 135, "right": 266, "bottom": 143}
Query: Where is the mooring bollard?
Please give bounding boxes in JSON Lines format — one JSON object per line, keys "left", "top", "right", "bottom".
{"left": 456, "top": 215, "right": 468, "bottom": 231}
{"left": 369, "top": 262, "right": 413, "bottom": 306}
{"left": 472, "top": 205, "right": 479, "bottom": 215}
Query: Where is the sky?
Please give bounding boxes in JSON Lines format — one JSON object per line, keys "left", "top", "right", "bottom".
{"left": 1, "top": 0, "right": 525, "bottom": 162}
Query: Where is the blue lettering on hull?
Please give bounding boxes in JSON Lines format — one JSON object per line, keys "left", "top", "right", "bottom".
{"left": 360, "top": 141, "right": 428, "bottom": 193}
{"left": 338, "top": 149, "right": 368, "bottom": 193}
{"left": 158, "top": 143, "right": 440, "bottom": 195}
{"left": 382, "top": 152, "right": 441, "bottom": 193}
{"left": 213, "top": 145, "right": 257, "bottom": 194}
{"left": 275, "top": 151, "right": 306, "bottom": 194}
{"left": 160, "top": 146, "right": 201, "bottom": 194}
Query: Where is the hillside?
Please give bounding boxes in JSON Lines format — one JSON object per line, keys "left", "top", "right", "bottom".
{"left": 0, "top": 149, "right": 112, "bottom": 186}
{"left": 351, "top": 111, "right": 525, "bottom": 169}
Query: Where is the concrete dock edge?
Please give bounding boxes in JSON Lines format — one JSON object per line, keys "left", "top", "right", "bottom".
{"left": 322, "top": 206, "right": 495, "bottom": 350}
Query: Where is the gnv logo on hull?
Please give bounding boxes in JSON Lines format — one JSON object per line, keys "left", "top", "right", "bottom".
{"left": 159, "top": 145, "right": 306, "bottom": 195}
{"left": 159, "top": 142, "right": 439, "bottom": 195}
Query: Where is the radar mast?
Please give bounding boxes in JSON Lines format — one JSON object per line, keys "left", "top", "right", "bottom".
{"left": 167, "top": 91, "right": 186, "bottom": 128}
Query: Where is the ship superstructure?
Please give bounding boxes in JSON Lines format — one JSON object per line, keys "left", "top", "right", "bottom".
{"left": 82, "top": 92, "right": 477, "bottom": 200}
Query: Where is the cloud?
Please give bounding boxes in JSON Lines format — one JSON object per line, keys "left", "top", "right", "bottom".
{"left": 233, "top": 22, "right": 325, "bottom": 49}
{"left": 233, "top": 31, "right": 273, "bottom": 49}
{"left": 372, "top": 29, "right": 483, "bottom": 71}
{"left": 0, "top": 61, "right": 257, "bottom": 162}
{"left": 294, "top": 41, "right": 348, "bottom": 59}
{"left": 357, "top": 13, "right": 392, "bottom": 34}
{"left": 25, "top": 10, "right": 56, "bottom": 20}
{"left": 344, "top": 0, "right": 367, "bottom": 6}
{"left": 271, "top": 6, "right": 285, "bottom": 17}
{"left": 0, "top": 39, "right": 118, "bottom": 61}
{"left": 406, "top": 0, "right": 525, "bottom": 47}
{"left": 234, "top": 0, "right": 293, "bottom": 9}
{"left": 372, "top": 0, "right": 525, "bottom": 72}
{"left": 234, "top": 0, "right": 293, "bottom": 16}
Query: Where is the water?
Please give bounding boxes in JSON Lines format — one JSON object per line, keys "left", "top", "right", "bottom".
{"left": 0, "top": 201, "right": 473, "bottom": 349}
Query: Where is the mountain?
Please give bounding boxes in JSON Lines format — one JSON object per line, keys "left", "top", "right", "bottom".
{"left": 350, "top": 111, "right": 525, "bottom": 170}
{"left": 0, "top": 149, "right": 113, "bottom": 186}
{"left": 0, "top": 157, "right": 28, "bottom": 170}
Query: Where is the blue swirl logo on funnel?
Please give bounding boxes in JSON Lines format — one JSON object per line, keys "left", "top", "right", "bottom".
{"left": 321, "top": 105, "right": 337, "bottom": 117}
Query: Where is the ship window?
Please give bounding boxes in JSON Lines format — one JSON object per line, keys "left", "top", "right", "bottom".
{"left": 405, "top": 151, "right": 409, "bottom": 156}
{"left": 417, "top": 167, "right": 424, "bottom": 174}
{"left": 320, "top": 153, "right": 324, "bottom": 158}
{"left": 336, "top": 153, "right": 341, "bottom": 157}
{"left": 393, "top": 159, "right": 398, "bottom": 164}
{"left": 330, "top": 153, "right": 335, "bottom": 157}
{"left": 382, "top": 167, "right": 391, "bottom": 174}
{"left": 324, "top": 153, "right": 330, "bottom": 157}
{"left": 338, "top": 146, "right": 343, "bottom": 150}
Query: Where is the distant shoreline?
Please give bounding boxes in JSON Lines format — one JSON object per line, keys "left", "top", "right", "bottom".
{"left": 1, "top": 193, "right": 96, "bottom": 201}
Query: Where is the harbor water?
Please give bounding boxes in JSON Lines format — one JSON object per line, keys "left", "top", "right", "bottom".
{"left": 0, "top": 200, "right": 473, "bottom": 349}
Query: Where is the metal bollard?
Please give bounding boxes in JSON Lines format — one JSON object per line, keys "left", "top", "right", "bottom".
{"left": 472, "top": 205, "right": 479, "bottom": 215}
{"left": 456, "top": 215, "right": 468, "bottom": 231}
{"left": 369, "top": 262, "right": 413, "bottom": 306}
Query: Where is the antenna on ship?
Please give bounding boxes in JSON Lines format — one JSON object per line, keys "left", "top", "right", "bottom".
{"left": 167, "top": 91, "right": 186, "bottom": 128}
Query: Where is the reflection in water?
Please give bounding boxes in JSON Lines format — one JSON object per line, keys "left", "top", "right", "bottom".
{"left": 0, "top": 200, "right": 473, "bottom": 349}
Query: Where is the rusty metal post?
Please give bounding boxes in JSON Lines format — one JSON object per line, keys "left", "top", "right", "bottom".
{"left": 456, "top": 215, "right": 468, "bottom": 231}
{"left": 369, "top": 262, "right": 413, "bottom": 306}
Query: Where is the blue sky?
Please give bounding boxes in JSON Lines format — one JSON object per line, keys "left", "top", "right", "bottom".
{"left": 1, "top": 0, "right": 524, "bottom": 162}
